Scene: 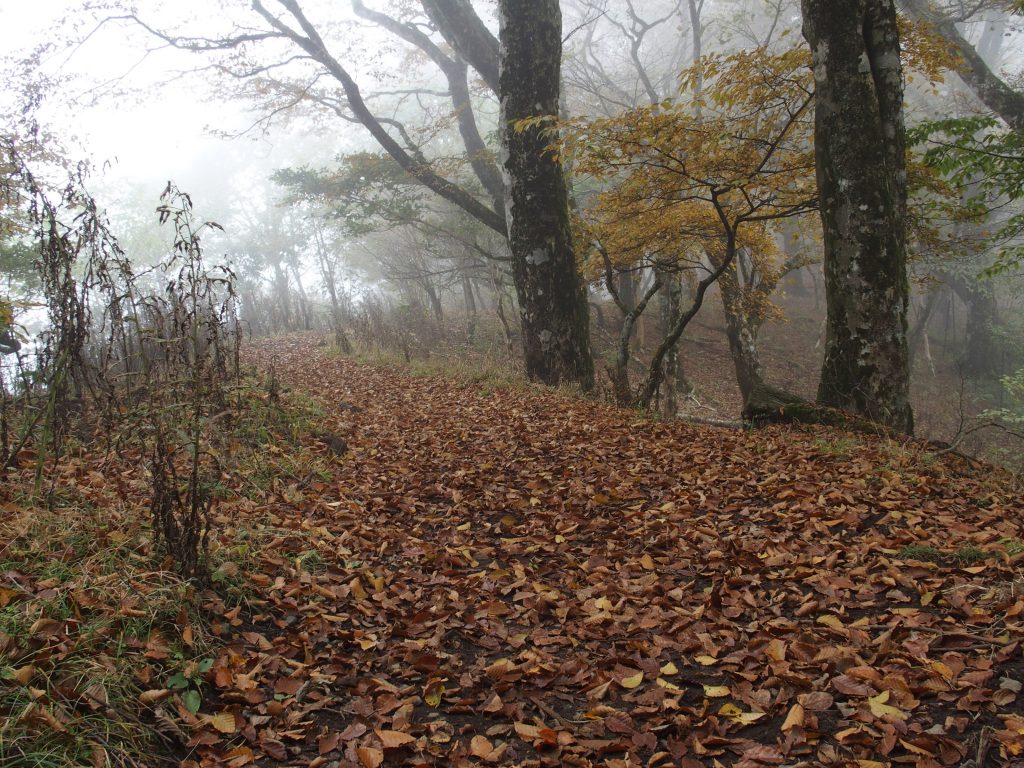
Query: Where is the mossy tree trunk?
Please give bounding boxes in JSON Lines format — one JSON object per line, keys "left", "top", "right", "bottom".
{"left": 497, "top": 0, "right": 594, "bottom": 390}
{"left": 802, "top": 0, "right": 914, "bottom": 434}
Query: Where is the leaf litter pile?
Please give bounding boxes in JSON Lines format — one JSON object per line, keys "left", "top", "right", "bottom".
{"left": 178, "top": 336, "right": 1022, "bottom": 768}
{"left": 8, "top": 334, "right": 1024, "bottom": 767}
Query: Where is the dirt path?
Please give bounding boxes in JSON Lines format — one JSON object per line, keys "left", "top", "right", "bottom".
{"left": 190, "top": 334, "right": 1024, "bottom": 767}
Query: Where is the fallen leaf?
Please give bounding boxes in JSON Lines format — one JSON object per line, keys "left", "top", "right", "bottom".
{"left": 703, "top": 684, "right": 731, "bottom": 698}
{"left": 620, "top": 671, "right": 644, "bottom": 689}
{"left": 470, "top": 735, "right": 494, "bottom": 758}
{"left": 357, "top": 746, "right": 384, "bottom": 768}
{"left": 868, "top": 691, "right": 908, "bottom": 721}
{"left": 376, "top": 729, "right": 415, "bottom": 749}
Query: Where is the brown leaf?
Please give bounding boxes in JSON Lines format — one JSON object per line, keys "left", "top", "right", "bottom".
{"left": 798, "top": 691, "right": 834, "bottom": 711}
{"left": 781, "top": 703, "right": 804, "bottom": 732}
{"left": 318, "top": 732, "right": 342, "bottom": 754}
{"left": 376, "top": 729, "right": 415, "bottom": 749}
{"left": 138, "top": 689, "right": 172, "bottom": 706}
{"left": 832, "top": 675, "right": 874, "bottom": 697}
{"left": 357, "top": 746, "right": 384, "bottom": 768}
{"left": 470, "top": 735, "right": 494, "bottom": 758}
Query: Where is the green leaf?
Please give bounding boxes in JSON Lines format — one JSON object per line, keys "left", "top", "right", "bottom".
{"left": 182, "top": 689, "right": 202, "bottom": 714}
{"left": 167, "top": 672, "right": 189, "bottom": 690}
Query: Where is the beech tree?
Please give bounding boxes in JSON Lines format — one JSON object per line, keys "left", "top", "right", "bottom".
{"left": 802, "top": 0, "right": 914, "bottom": 433}
{"left": 112, "top": 0, "right": 595, "bottom": 389}
{"left": 565, "top": 47, "right": 818, "bottom": 408}
{"left": 496, "top": 0, "right": 593, "bottom": 389}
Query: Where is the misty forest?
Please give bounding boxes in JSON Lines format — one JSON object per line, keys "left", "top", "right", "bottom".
{"left": 2, "top": 0, "right": 1024, "bottom": 766}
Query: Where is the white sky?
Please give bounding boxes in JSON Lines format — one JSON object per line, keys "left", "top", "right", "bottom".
{"left": 0, "top": 0, "right": 303, "bottom": 205}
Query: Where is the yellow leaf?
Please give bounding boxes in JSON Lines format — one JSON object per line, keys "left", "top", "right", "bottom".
{"left": 619, "top": 672, "right": 644, "bottom": 689}
{"left": 781, "top": 703, "right": 804, "bottom": 732}
{"left": 350, "top": 578, "right": 367, "bottom": 600}
{"left": 138, "top": 689, "right": 171, "bottom": 706}
{"left": 656, "top": 677, "right": 681, "bottom": 691}
{"left": 719, "top": 703, "right": 766, "bottom": 725}
{"left": 868, "top": 691, "right": 907, "bottom": 721}
{"left": 206, "top": 712, "right": 236, "bottom": 734}
{"left": 703, "top": 685, "right": 731, "bottom": 698}
{"left": 424, "top": 681, "right": 444, "bottom": 707}
{"left": 660, "top": 661, "right": 678, "bottom": 675}
{"left": 695, "top": 655, "right": 719, "bottom": 666}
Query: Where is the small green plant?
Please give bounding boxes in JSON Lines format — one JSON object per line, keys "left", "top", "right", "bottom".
{"left": 999, "top": 537, "right": 1024, "bottom": 556}
{"left": 814, "top": 435, "right": 858, "bottom": 459}
{"left": 296, "top": 549, "right": 328, "bottom": 574}
{"left": 166, "top": 656, "right": 214, "bottom": 714}
{"left": 953, "top": 545, "right": 990, "bottom": 565}
{"left": 899, "top": 543, "right": 943, "bottom": 562}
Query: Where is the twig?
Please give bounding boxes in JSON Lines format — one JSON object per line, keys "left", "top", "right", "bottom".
{"left": 527, "top": 694, "right": 586, "bottom": 726}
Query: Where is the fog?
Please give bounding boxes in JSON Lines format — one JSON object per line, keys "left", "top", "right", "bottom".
{"left": 2, "top": 0, "right": 1024, "bottom": 467}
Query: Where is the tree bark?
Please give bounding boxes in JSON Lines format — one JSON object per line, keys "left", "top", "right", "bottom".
{"left": 803, "top": 0, "right": 914, "bottom": 434}
{"left": 719, "top": 275, "right": 765, "bottom": 403}
{"left": 421, "top": 0, "right": 500, "bottom": 93}
{"left": 461, "top": 269, "right": 478, "bottom": 341}
{"left": 948, "top": 273, "right": 1000, "bottom": 376}
{"left": 497, "top": 0, "right": 594, "bottom": 390}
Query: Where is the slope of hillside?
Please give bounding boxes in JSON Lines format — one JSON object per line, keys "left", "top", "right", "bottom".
{"left": 186, "top": 334, "right": 1021, "bottom": 767}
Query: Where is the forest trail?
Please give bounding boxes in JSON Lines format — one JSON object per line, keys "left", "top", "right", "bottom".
{"left": 196, "top": 334, "right": 1024, "bottom": 767}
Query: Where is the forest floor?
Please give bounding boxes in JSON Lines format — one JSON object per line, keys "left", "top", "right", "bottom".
{"left": 3, "top": 333, "right": 1024, "bottom": 767}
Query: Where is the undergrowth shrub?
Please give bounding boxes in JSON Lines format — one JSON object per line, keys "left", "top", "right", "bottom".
{"left": 1, "top": 149, "right": 240, "bottom": 578}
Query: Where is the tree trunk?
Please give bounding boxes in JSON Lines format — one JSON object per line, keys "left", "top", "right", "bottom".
{"left": 948, "top": 273, "right": 1000, "bottom": 376}
{"left": 311, "top": 219, "right": 352, "bottom": 354}
{"left": 422, "top": 281, "right": 444, "bottom": 327}
{"left": 659, "top": 269, "right": 682, "bottom": 417}
{"left": 719, "top": 274, "right": 765, "bottom": 403}
{"left": 498, "top": 0, "right": 594, "bottom": 390}
{"left": 461, "top": 269, "right": 477, "bottom": 341}
{"left": 908, "top": 286, "right": 939, "bottom": 370}
{"left": 288, "top": 259, "right": 313, "bottom": 331}
{"left": 271, "top": 261, "right": 293, "bottom": 331}
{"left": 803, "top": 0, "right": 914, "bottom": 434}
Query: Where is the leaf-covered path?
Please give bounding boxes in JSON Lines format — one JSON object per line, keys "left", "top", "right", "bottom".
{"left": 197, "top": 335, "right": 1024, "bottom": 767}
